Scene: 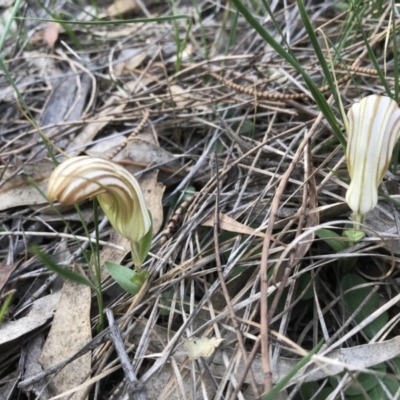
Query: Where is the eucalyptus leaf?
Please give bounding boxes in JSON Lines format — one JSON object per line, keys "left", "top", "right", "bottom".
{"left": 105, "top": 262, "right": 148, "bottom": 295}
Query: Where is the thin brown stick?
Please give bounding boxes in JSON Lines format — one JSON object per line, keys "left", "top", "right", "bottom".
{"left": 259, "top": 108, "right": 327, "bottom": 394}
{"left": 213, "top": 154, "right": 260, "bottom": 398}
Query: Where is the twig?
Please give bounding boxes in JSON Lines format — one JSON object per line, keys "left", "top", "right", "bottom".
{"left": 259, "top": 108, "right": 327, "bottom": 393}
{"left": 213, "top": 154, "right": 260, "bottom": 399}
{"left": 106, "top": 309, "right": 146, "bottom": 400}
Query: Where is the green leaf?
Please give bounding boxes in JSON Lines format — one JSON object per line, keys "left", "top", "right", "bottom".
{"left": 262, "top": 339, "right": 324, "bottom": 400}
{"left": 341, "top": 274, "right": 388, "bottom": 339}
{"left": 334, "top": 2, "right": 350, "bottom": 10}
{"left": 342, "top": 273, "right": 379, "bottom": 315}
{"left": 329, "top": 364, "right": 386, "bottom": 397}
{"left": 138, "top": 212, "right": 153, "bottom": 265}
{"left": 105, "top": 262, "right": 148, "bottom": 295}
{"left": 0, "top": 291, "right": 14, "bottom": 326}
{"left": 300, "top": 382, "right": 333, "bottom": 400}
{"left": 391, "top": 356, "right": 400, "bottom": 375}
{"left": 316, "top": 228, "right": 348, "bottom": 252}
{"left": 296, "top": 272, "right": 314, "bottom": 300}
{"left": 374, "top": 376, "right": 400, "bottom": 398}
{"left": 32, "top": 245, "right": 96, "bottom": 289}
{"left": 296, "top": 0, "right": 341, "bottom": 113}
{"left": 343, "top": 229, "right": 365, "bottom": 243}
{"left": 313, "top": 388, "right": 334, "bottom": 400}
{"left": 352, "top": 5, "right": 392, "bottom": 98}
{"left": 343, "top": 372, "right": 399, "bottom": 400}
{"left": 361, "top": 313, "right": 388, "bottom": 341}
{"left": 391, "top": 2, "right": 399, "bottom": 101}
{"left": 346, "top": 364, "right": 385, "bottom": 396}
{"left": 130, "top": 270, "right": 149, "bottom": 288}
{"left": 130, "top": 211, "right": 153, "bottom": 270}
{"left": 267, "top": 286, "right": 290, "bottom": 316}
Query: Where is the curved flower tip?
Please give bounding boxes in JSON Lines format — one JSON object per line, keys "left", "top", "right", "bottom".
{"left": 345, "top": 95, "right": 400, "bottom": 223}
{"left": 48, "top": 156, "right": 152, "bottom": 267}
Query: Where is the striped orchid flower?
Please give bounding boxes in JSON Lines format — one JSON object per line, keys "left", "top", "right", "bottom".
{"left": 345, "top": 95, "right": 400, "bottom": 223}
{"left": 47, "top": 156, "right": 152, "bottom": 269}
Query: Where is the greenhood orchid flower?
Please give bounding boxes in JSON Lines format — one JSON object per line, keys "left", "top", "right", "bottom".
{"left": 345, "top": 95, "right": 400, "bottom": 223}
{"left": 47, "top": 156, "right": 152, "bottom": 269}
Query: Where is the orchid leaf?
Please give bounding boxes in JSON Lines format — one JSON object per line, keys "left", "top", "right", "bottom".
{"left": 341, "top": 273, "right": 388, "bottom": 339}
{"left": 105, "top": 261, "right": 148, "bottom": 295}
{"left": 316, "top": 229, "right": 348, "bottom": 253}
{"left": 343, "top": 229, "right": 365, "bottom": 243}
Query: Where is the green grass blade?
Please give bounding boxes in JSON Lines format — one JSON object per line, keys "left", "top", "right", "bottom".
{"left": 262, "top": 339, "right": 324, "bottom": 400}
{"left": 390, "top": 1, "right": 399, "bottom": 188}
{"left": 32, "top": 245, "right": 96, "bottom": 290}
{"left": 352, "top": 3, "right": 391, "bottom": 97}
{"left": 226, "top": 9, "right": 239, "bottom": 52}
{"left": 231, "top": 0, "right": 345, "bottom": 147}
{"left": 0, "top": 291, "right": 14, "bottom": 326}
{"left": 0, "top": 0, "right": 23, "bottom": 51}
{"left": 296, "top": 0, "right": 340, "bottom": 107}
{"left": 260, "top": 0, "right": 291, "bottom": 52}
{"left": 391, "top": 3, "right": 399, "bottom": 101}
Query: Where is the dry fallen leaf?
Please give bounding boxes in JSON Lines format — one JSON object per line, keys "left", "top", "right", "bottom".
{"left": 39, "top": 270, "right": 91, "bottom": 400}
{"left": 113, "top": 48, "right": 147, "bottom": 76}
{"left": 106, "top": 0, "right": 139, "bottom": 17}
{"left": 184, "top": 337, "right": 224, "bottom": 360}
{"left": 86, "top": 135, "right": 126, "bottom": 159}
{"left": 202, "top": 212, "right": 265, "bottom": 238}
{"left": 22, "top": 335, "right": 50, "bottom": 399}
{"left": 0, "top": 293, "right": 60, "bottom": 350}
{"left": 114, "top": 138, "right": 183, "bottom": 184}
{"left": 0, "top": 160, "right": 54, "bottom": 211}
{"left": 67, "top": 101, "right": 127, "bottom": 157}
